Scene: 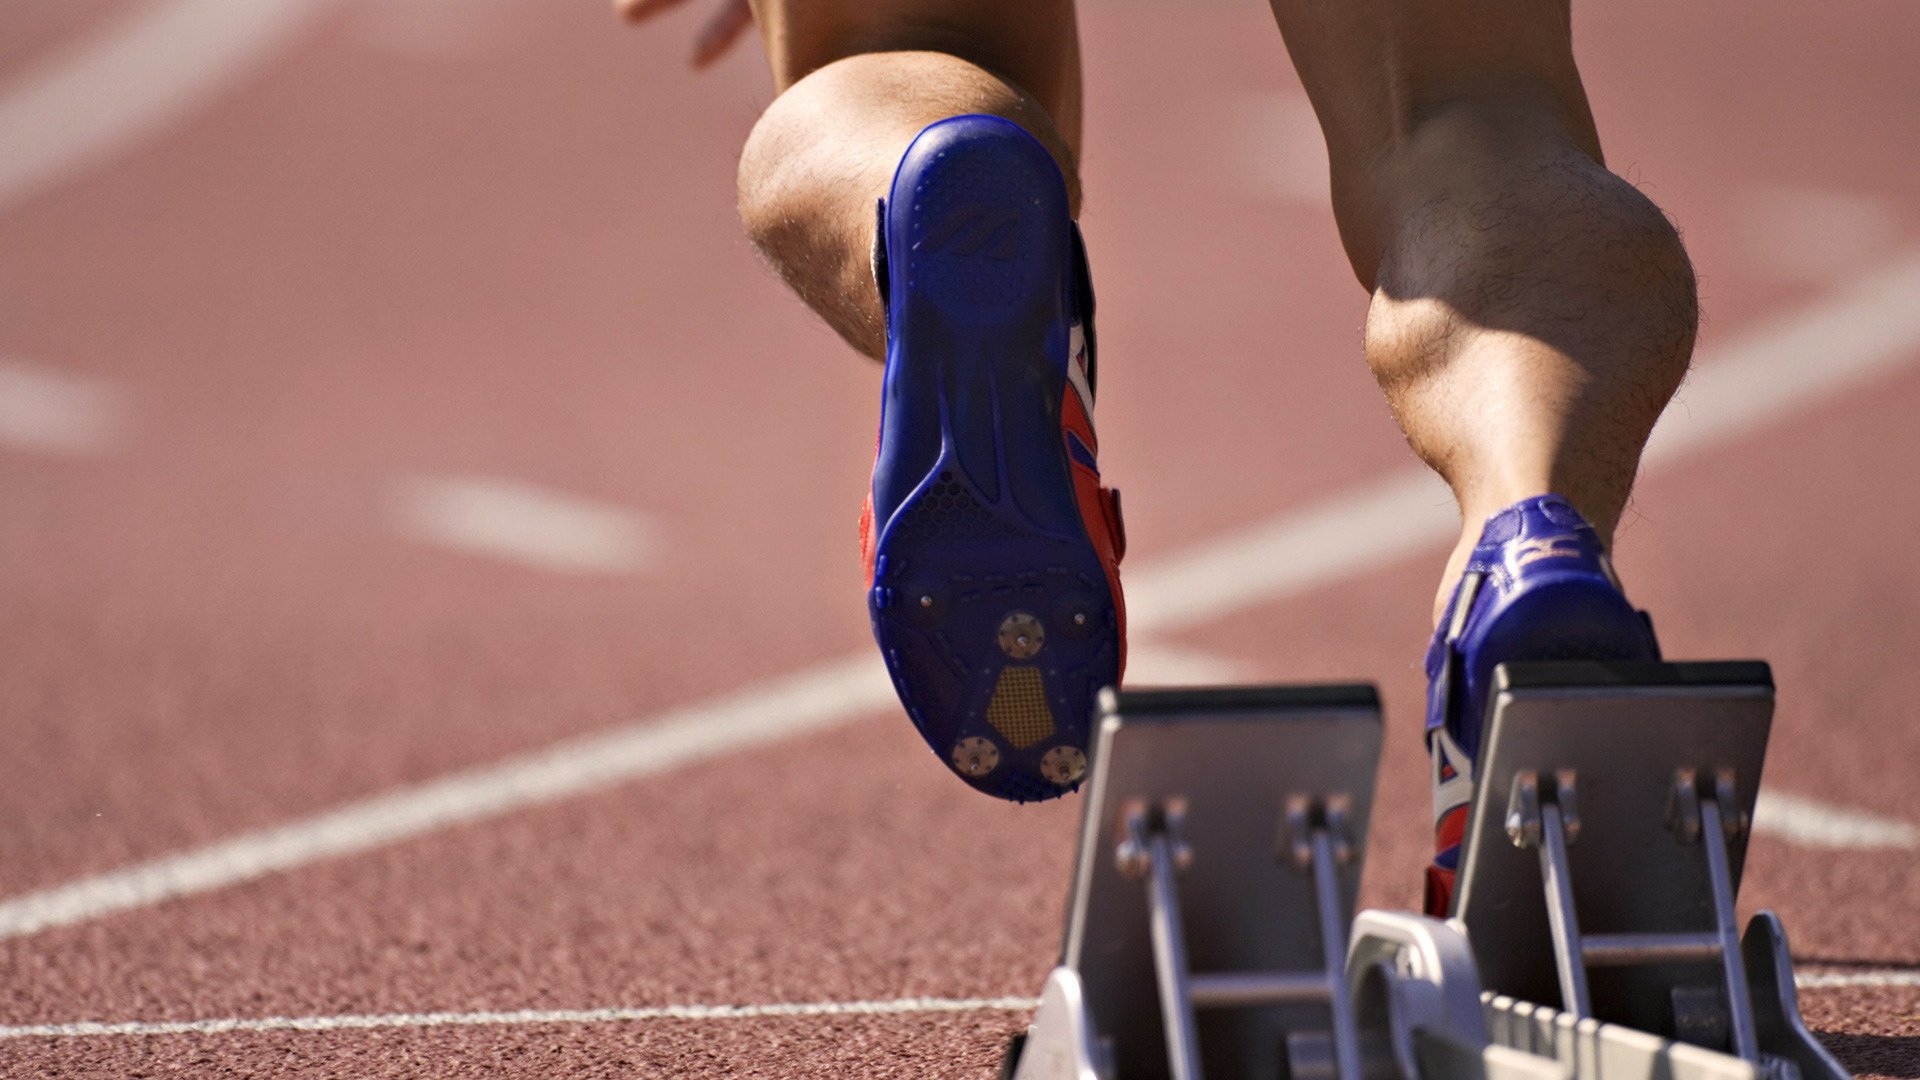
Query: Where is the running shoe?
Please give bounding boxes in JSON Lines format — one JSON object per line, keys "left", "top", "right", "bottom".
{"left": 859, "top": 115, "right": 1126, "bottom": 803}
{"left": 1423, "top": 494, "right": 1660, "bottom": 914}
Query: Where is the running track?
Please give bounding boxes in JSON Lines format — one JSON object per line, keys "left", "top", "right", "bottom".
{"left": 1, "top": 0, "right": 1917, "bottom": 1075}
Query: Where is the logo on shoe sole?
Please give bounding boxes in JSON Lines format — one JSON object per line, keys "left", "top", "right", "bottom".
{"left": 920, "top": 205, "right": 1020, "bottom": 261}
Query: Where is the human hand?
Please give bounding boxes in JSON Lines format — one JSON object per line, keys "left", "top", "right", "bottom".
{"left": 616, "top": 0, "right": 753, "bottom": 69}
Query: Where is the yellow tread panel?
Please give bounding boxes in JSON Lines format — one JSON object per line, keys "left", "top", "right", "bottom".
{"left": 986, "top": 665, "right": 1054, "bottom": 748}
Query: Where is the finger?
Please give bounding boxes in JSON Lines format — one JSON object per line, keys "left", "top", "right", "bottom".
{"left": 691, "top": 0, "right": 753, "bottom": 67}
{"left": 617, "top": 0, "right": 690, "bottom": 24}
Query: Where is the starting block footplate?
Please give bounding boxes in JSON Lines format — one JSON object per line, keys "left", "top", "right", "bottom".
{"left": 1454, "top": 660, "right": 1847, "bottom": 1080}
{"left": 1015, "top": 684, "right": 1382, "bottom": 1079}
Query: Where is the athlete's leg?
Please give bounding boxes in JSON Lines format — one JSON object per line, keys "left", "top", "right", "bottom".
{"left": 1265, "top": 0, "right": 1691, "bottom": 909}
{"left": 736, "top": 0, "right": 1083, "bottom": 357}
{"left": 1265, "top": 0, "right": 1696, "bottom": 623}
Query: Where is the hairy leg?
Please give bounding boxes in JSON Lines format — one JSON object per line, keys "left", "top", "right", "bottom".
{"left": 1265, "top": 0, "right": 1697, "bottom": 620}
{"left": 737, "top": 0, "right": 1082, "bottom": 359}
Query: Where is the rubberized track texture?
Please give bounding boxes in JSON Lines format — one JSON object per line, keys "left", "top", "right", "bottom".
{"left": 1, "top": 0, "right": 1918, "bottom": 1076}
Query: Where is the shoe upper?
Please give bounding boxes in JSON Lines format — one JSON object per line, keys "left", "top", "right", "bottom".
{"left": 1422, "top": 494, "right": 1660, "bottom": 913}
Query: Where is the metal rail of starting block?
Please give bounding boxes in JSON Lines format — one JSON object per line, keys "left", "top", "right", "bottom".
{"left": 1453, "top": 661, "right": 1848, "bottom": 1080}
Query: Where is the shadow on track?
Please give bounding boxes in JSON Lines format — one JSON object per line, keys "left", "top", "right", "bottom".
{"left": 1816, "top": 1033, "right": 1920, "bottom": 1079}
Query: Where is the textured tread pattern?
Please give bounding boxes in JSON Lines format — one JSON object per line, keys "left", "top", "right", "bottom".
{"left": 985, "top": 666, "right": 1054, "bottom": 749}
{"left": 911, "top": 157, "right": 1030, "bottom": 306}
{"left": 891, "top": 473, "right": 1022, "bottom": 546}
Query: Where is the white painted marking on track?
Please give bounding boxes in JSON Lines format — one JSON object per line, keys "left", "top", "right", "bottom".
{"left": 4, "top": 250, "right": 1920, "bottom": 940}
{"left": 0, "top": 996, "right": 1042, "bottom": 1041}
{"left": 0, "top": 0, "right": 334, "bottom": 213}
{"left": 1794, "top": 970, "right": 1920, "bottom": 990}
{"left": 1732, "top": 184, "right": 1903, "bottom": 286}
{"left": 1134, "top": 245, "right": 1920, "bottom": 628}
{"left": 390, "top": 476, "right": 655, "bottom": 574}
{"left": 1122, "top": 468, "right": 1454, "bottom": 631}
{"left": 1644, "top": 247, "right": 1920, "bottom": 465}
{"left": 0, "top": 656, "right": 894, "bottom": 939}
{"left": 0, "top": 360, "right": 124, "bottom": 455}
{"left": 1224, "top": 91, "right": 1330, "bottom": 205}
{"left": 1754, "top": 790, "right": 1919, "bottom": 850}
{"left": 0, "top": 971, "right": 1911, "bottom": 1040}
{"left": 1123, "top": 643, "right": 1249, "bottom": 685}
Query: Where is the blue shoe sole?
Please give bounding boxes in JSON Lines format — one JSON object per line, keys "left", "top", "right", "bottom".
{"left": 867, "top": 116, "right": 1120, "bottom": 803}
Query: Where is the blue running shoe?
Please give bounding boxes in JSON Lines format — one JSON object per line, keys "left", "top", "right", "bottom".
{"left": 1423, "top": 495, "right": 1660, "bottom": 913}
{"left": 859, "top": 116, "right": 1127, "bottom": 803}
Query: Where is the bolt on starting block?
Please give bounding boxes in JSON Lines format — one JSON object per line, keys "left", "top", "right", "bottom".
{"left": 1001, "top": 663, "right": 1850, "bottom": 1080}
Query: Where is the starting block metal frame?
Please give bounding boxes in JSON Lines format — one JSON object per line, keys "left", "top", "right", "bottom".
{"left": 1012, "top": 685, "right": 1383, "bottom": 1079}
{"left": 1454, "top": 661, "right": 1847, "bottom": 1080}
{"left": 1004, "top": 664, "right": 1851, "bottom": 1080}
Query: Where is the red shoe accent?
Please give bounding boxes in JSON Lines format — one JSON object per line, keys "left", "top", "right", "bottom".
{"left": 1424, "top": 863, "right": 1457, "bottom": 918}
{"left": 859, "top": 490, "right": 877, "bottom": 587}
{"left": 860, "top": 424, "right": 882, "bottom": 587}
{"left": 1435, "top": 802, "right": 1469, "bottom": 853}
{"left": 1060, "top": 385, "right": 1126, "bottom": 678}
{"left": 1424, "top": 803, "right": 1471, "bottom": 916}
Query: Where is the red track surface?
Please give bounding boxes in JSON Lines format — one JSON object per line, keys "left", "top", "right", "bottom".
{"left": 2, "top": 0, "right": 1916, "bottom": 1075}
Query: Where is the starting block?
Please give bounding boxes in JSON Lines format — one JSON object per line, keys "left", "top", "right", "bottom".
{"left": 1000, "top": 663, "right": 1849, "bottom": 1080}
{"left": 1008, "top": 685, "right": 1384, "bottom": 1080}
{"left": 1454, "top": 661, "right": 1847, "bottom": 1080}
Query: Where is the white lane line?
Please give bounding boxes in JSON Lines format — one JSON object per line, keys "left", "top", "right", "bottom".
{"left": 1795, "top": 970, "right": 1920, "bottom": 990}
{"left": 1122, "top": 469, "right": 1453, "bottom": 632}
{"left": 1123, "top": 643, "right": 1251, "bottom": 685}
{"left": 1755, "top": 791, "right": 1920, "bottom": 850}
{"left": 0, "top": 657, "right": 894, "bottom": 940}
{"left": 1133, "top": 246, "right": 1920, "bottom": 628}
{"left": 1642, "top": 247, "right": 1920, "bottom": 465}
{"left": 0, "top": 360, "right": 123, "bottom": 455}
{"left": 1731, "top": 183, "right": 1903, "bottom": 287}
{"left": 390, "top": 476, "right": 655, "bottom": 574}
{"left": 1224, "top": 91, "right": 1330, "bottom": 205}
{"left": 3, "top": 249, "right": 1920, "bottom": 941}
{"left": 0, "top": 996, "right": 1042, "bottom": 1041}
{"left": 0, "top": 0, "right": 334, "bottom": 213}
{"left": 4, "top": 970, "right": 1915, "bottom": 1040}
